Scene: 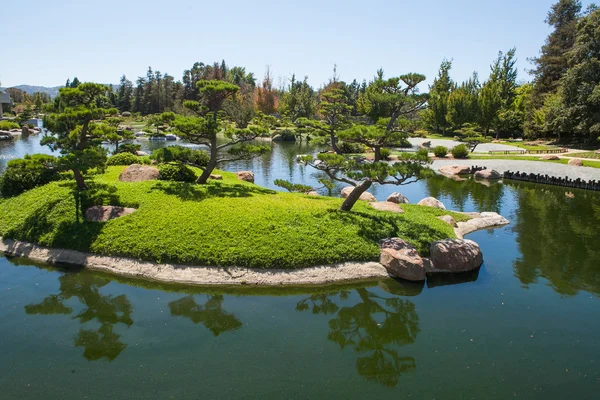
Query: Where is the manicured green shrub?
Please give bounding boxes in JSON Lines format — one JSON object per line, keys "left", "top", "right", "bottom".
{"left": 117, "top": 143, "right": 142, "bottom": 155}
{"left": 151, "top": 145, "right": 209, "bottom": 167}
{"left": 107, "top": 152, "right": 141, "bottom": 166}
{"left": 0, "top": 121, "right": 20, "bottom": 130}
{"left": 379, "top": 148, "right": 391, "bottom": 160}
{"left": 338, "top": 141, "right": 365, "bottom": 154}
{"left": 451, "top": 144, "right": 470, "bottom": 159}
{"left": 158, "top": 162, "right": 197, "bottom": 182}
{"left": 0, "top": 154, "right": 61, "bottom": 197}
{"left": 433, "top": 145, "right": 448, "bottom": 158}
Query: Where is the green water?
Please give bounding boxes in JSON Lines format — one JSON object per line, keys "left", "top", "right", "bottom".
{"left": 1, "top": 177, "right": 600, "bottom": 399}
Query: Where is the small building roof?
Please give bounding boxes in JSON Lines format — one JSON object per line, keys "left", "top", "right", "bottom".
{"left": 0, "top": 93, "right": 12, "bottom": 104}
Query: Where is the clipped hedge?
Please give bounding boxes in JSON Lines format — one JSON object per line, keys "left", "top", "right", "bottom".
{"left": 107, "top": 152, "right": 142, "bottom": 166}
{"left": 433, "top": 145, "right": 448, "bottom": 158}
{"left": 451, "top": 144, "right": 470, "bottom": 159}
{"left": 158, "top": 162, "right": 197, "bottom": 182}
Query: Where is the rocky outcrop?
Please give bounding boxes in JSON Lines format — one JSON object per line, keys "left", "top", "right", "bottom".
{"left": 341, "top": 186, "right": 376, "bottom": 202}
{"left": 236, "top": 171, "right": 255, "bottom": 183}
{"left": 85, "top": 206, "right": 136, "bottom": 222}
{"left": 417, "top": 197, "right": 446, "bottom": 209}
{"left": 438, "top": 215, "right": 458, "bottom": 227}
{"left": 429, "top": 239, "right": 483, "bottom": 273}
{"left": 369, "top": 201, "right": 404, "bottom": 213}
{"left": 119, "top": 164, "right": 160, "bottom": 182}
{"left": 474, "top": 169, "right": 501, "bottom": 180}
{"left": 136, "top": 151, "right": 149, "bottom": 156}
{"left": 568, "top": 158, "right": 583, "bottom": 166}
{"left": 541, "top": 155, "right": 560, "bottom": 160}
{"left": 455, "top": 212, "right": 510, "bottom": 239}
{"left": 379, "top": 238, "right": 427, "bottom": 281}
{"left": 439, "top": 165, "right": 471, "bottom": 176}
{"left": 387, "top": 192, "right": 410, "bottom": 204}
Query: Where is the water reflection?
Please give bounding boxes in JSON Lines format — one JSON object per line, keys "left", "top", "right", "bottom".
{"left": 297, "top": 288, "right": 419, "bottom": 387}
{"left": 509, "top": 182, "right": 600, "bottom": 295}
{"left": 169, "top": 295, "right": 242, "bottom": 336}
{"left": 24, "top": 271, "right": 133, "bottom": 361}
{"left": 425, "top": 175, "right": 505, "bottom": 213}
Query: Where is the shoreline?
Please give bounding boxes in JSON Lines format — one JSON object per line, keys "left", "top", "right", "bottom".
{"left": 0, "top": 213, "right": 509, "bottom": 286}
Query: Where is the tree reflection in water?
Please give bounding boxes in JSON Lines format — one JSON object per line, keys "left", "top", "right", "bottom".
{"left": 168, "top": 295, "right": 242, "bottom": 336}
{"left": 24, "top": 272, "right": 133, "bottom": 361}
{"left": 297, "top": 288, "right": 419, "bottom": 387}
{"left": 425, "top": 175, "right": 505, "bottom": 213}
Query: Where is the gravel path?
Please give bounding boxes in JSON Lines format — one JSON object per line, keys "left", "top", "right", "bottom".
{"left": 432, "top": 159, "right": 600, "bottom": 180}
{"left": 407, "top": 138, "right": 523, "bottom": 153}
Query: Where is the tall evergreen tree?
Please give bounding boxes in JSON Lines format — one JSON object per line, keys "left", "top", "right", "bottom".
{"left": 427, "top": 59, "right": 453, "bottom": 135}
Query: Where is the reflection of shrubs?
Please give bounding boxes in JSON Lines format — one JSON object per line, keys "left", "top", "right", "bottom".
{"left": 433, "top": 146, "right": 448, "bottom": 158}
{"left": 0, "top": 154, "right": 61, "bottom": 197}
{"left": 151, "top": 146, "right": 208, "bottom": 167}
{"left": 107, "top": 153, "right": 141, "bottom": 166}
{"left": 158, "top": 163, "right": 196, "bottom": 182}
{"left": 379, "top": 148, "right": 391, "bottom": 160}
{"left": 0, "top": 121, "right": 20, "bottom": 130}
{"left": 451, "top": 144, "right": 470, "bottom": 159}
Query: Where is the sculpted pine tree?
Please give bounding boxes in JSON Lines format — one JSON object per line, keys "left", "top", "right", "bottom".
{"left": 298, "top": 149, "right": 433, "bottom": 212}
{"left": 296, "top": 81, "right": 352, "bottom": 154}
{"left": 42, "top": 83, "right": 112, "bottom": 190}
{"left": 172, "top": 80, "right": 269, "bottom": 184}
{"left": 357, "top": 71, "right": 428, "bottom": 161}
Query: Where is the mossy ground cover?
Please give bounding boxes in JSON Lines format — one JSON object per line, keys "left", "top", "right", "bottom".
{"left": 0, "top": 167, "right": 467, "bottom": 269}
{"left": 563, "top": 151, "right": 600, "bottom": 160}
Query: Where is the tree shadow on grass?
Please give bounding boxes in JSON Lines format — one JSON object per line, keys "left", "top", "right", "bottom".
{"left": 150, "top": 181, "right": 277, "bottom": 202}
{"left": 326, "top": 210, "right": 449, "bottom": 253}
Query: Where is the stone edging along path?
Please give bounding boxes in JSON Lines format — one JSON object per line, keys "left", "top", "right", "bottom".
{"left": 0, "top": 212, "right": 509, "bottom": 286}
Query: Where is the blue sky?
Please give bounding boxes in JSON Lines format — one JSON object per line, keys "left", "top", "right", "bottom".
{"left": 1, "top": 0, "right": 593, "bottom": 89}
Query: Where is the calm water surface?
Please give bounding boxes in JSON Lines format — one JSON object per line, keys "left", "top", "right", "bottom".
{"left": 1, "top": 136, "right": 600, "bottom": 399}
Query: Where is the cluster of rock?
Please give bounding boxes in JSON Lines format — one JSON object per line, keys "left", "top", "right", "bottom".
{"left": 85, "top": 205, "right": 136, "bottom": 222}
{"left": 379, "top": 237, "right": 483, "bottom": 281}
{"left": 439, "top": 164, "right": 502, "bottom": 180}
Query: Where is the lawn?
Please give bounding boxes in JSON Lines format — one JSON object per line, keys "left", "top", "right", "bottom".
{"left": 563, "top": 151, "right": 600, "bottom": 159}
{"left": 467, "top": 155, "right": 600, "bottom": 168}
{"left": 0, "top": 167, "right": 467, "bottom": 269}
{"left": 496, "top": 141, "right": 558, "bottom": 151}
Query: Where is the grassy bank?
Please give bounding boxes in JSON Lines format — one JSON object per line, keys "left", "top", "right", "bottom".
{"left": 467, "top": 155, "right": 600, "bottom": 168}
{"left": 0, "top": 167, "right": 466, "bottom": 269}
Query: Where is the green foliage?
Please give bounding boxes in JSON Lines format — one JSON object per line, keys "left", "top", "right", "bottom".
{"left": 427, "top": 59, "right": 453, "bottom": 134}
{"left": 150, "top": 145, "right": 209, "bottom": 167}
{"left": 451, "top": 144, "right": 470, "bottom": 158}
{"left": 158, "top": 163, "right": 197, "bottom": 182}
{"left": 106, "top": 153, "right": 142, "bottom": 166}
{"left": 274, "top": 179, "right": 313, "bottom": 193}
{"left": 338, "top": 141, "right": 366, "bottom": 154}
{"left": 338, "top": 124, "right": 410, "bottom": 161}
{"left": 117, "top": 143, "right": 142, "bottom": 154}
{"left": 379, "top": 148, "right": 391, "bottom": 160}
{"left": 0, "top": 167, "right": 461, "bottom": 268}
{"left": 279, "top": 75, "right": 316, "bottom": 120}
{"left": 0, "top": 154, "right": 61, "bottom": 197}
{"left": 433, "top": 145, "right": 448, "bottom": 157}
{"left": 0, "top": 121, "right": 20, "bottom": 130}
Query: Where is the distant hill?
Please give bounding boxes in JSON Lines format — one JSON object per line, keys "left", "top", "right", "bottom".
{"left": 1, "top": 84, "right": 118, "bottom": 99}
{"left": 0, "top": 85, "right": 62, "bottom": 98}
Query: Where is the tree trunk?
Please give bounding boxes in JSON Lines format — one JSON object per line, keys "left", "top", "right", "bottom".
{"left": 73, "top": 168, "right": 88, "bottom": 190}
{"left": 340, "top": 180, "right": 372, "bottom": 212}
{"left": 330, "top": 132, "right": 341, "bottom": 154}
{"left": 197, "top": 134, "right": 219, "bottom": 184}
{"left": 373, "top": 146, "right": 381, "bottom": 162}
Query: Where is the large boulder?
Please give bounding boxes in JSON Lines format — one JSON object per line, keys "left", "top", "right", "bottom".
{"left": 387, "top": 192, "right": 410, "bottom": 204}
{"left": 340, "top": 186, "right": 376, "bottom": 202}
{"left": 369, "top": 201, "right": 404, "bottom": 213}
{"left": 209, "top": 174, "right": 223, "bottom": 180}
{"left": 541, "top": 155, "right": 560, "bottom": 160}
{"left": 85, "top": 205, "right": 136, "bottom": 222}
{"left": 379, "top": 238, "right": 427, "bottom": 281}
{"left": 455, "top": 212, "right": 510, "bottom": 238}
{"left": 119, "top": 164, "right": 160, "bottom": 182}
{"left": 474, "top": 169, "right": 501, "bottom": 180}
{"left": 439, "top": 165, "right": 471, "bottom": 175}
{"left": 568, "top": 158, "right": 583, "bottom": 166}
{"left": 236, "top": 171, "right": 255, "bottom": 183}
{"left": 307, "top": 191, "right": 320, "bottom": 196}
{"left": 429, "top": 239, "right": 483, "bottom": 273}
{"left": 417, "top": 197, "right": 446, "bottom": 210}
{"left": 438, "top": 215, "right": 458, "bottom": 227}
{"left": 135, "top": 150, "right": 149, "bottom": 156}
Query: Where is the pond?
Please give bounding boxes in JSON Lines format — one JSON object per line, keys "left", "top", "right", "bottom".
{"left": 1, "top": 135, "right": 600, "bottom": 399}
